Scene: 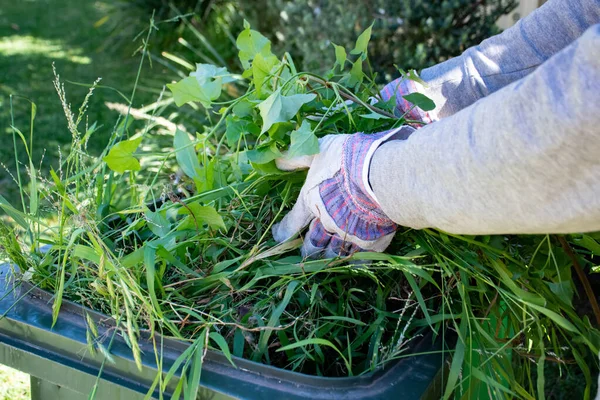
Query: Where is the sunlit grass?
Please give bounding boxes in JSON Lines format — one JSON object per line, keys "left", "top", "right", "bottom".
{"left": 0, "top": 366, "right": 29, "bottom": 400}
{"left": 0, "top": 35, "right": 91, "bottom": 64}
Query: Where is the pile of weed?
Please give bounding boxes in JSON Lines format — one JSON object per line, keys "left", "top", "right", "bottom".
{"left": 2, "top": 17, "right": 600, "bottom": 400}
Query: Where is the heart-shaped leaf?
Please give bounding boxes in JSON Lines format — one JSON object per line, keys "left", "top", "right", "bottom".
{"left": 103, "top": 136, "right": 143, "bottom": 174}
{"left": 258, "top": 89, "right": 316, "bottom": 133}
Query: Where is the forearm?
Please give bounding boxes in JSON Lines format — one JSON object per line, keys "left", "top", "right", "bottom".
{"left": 371, "top": 24, "right": 600, "bottom": 234}
{"left": 383, "top": 0, "right": 600, "bottom": 120}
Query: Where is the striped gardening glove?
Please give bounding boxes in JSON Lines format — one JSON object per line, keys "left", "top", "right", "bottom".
{"left": 381, "top": 76, "right": 436, "bottom": 124}
{"left": 272, "top": 126, "right": 415, "bottom": 259}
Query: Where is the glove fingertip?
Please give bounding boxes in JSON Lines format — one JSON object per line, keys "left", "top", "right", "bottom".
{"left": 272, "top": 222, "right": 288, "bottom": 243}
{"left": 275, "top": 155, "right": 314, "bottom": 171}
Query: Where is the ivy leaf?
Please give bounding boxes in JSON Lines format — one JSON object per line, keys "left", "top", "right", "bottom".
{"left": 258, "top": 89, "right": 316, "bottom": 133}
{"left": 225, "top": 116, "right": 260, "bottom": 147}
{"left": 145, "top": 210, "right": 171, "bottom": 238}
{"left": 251, "top": 160, "right": 284, "bottom": 175}
{"left": 350, "top": 23, "right": 373, "bottom": 55}
{"left": 178, "top": 203, "right": 225, "bottom": 230}
{"left": 547, "top": 281, "right": 574, "bottom": 307}
{"left": 103, "top": 137, "right": 143, "bottom": 174}
{"left": 190, "top": 63, "right": 236, "bottom": 85}
{"left": 252, "top": 53, "right": 280, "bottom": 96}
{"left": 232, "top": 99, "right": 254, "bottom": 118}
{"left": 287, "top": 121, "right": 319, "bottom": 159}
{"left": 402, "top": 92, "right": 436, "bottom": 112}
{"left": 246, "top": 143, "right": 282, "bottom": 164}
{"left": 343, "top": 59, "right": 364, "bottom": 90}
{"left": 236, "top": 23, "right": 271, "bottom": 70}
{"left": 174, "top": 129, "right": 200, "bottom": 179}
{"left": 332, "top": 43, "right": 346, "bottom": 71}
{"left": 167, "top": 76, "right": 221, "bottom": 108}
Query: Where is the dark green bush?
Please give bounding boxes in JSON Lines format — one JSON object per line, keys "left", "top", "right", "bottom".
{"left": 239, "top": 0, "right": 518, "bottom": 79}
{"left": 104, "top": 0, "right": 516, "bottom": 79}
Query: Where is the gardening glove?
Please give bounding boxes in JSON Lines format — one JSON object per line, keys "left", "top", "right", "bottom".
{"left": 381, "top": 76, "right": 437, "bottom": 124}
{"left": 272, "top": 126, "right": 415, "bottom": 259}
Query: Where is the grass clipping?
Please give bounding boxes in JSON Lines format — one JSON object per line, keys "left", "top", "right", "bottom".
{"left": 4, "top": 21, "right": 600, "bottom": 399}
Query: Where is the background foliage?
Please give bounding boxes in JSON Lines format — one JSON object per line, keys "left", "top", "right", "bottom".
{"left": 240, "top": 0, "right": 518, "bottom": 78}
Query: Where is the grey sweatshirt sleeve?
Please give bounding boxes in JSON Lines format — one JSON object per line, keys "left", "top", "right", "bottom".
{"left": 370, "top": 24, "right": 600, "bottom": 234}
{"left": 410, "top": 0, "right": 600, "bottom": 120}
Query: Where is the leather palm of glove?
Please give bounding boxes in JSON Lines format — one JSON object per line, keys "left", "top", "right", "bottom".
{"left": 272, "top": 125, "right": 415, "bottom": 259}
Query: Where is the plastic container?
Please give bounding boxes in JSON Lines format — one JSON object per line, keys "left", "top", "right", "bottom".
{"left": 0, "top": 263, "right": 444, "bottom": 399}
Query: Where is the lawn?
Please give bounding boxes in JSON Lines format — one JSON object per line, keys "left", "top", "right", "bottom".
{"left": 0, "top": 366, "right": 28, "bottom": 400}
{"left": 0, "top": 0, "right": 164, "bottom": 207}
{"left": 0, "top": 0, "right": 168, "bottom": 395}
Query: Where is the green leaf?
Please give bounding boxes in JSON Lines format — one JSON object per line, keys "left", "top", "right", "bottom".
{"left": 443, "top": 317, "right": 467, "bottom": 400}
{"left": 236, "top": 24, "right": 271, "bottom": 69}
{"left": 0, "top": 194, "right": 29, "bottom": 230}
{"left": 359, "top": 111, "right": 394, "bottom": 120}
{"left": 143, "top": 244, "right": 162, "bottom": 316}
{"left": 407, "top": 69, "right": 428, "bottom": 86}
{"left": 251, "top": 160, "right": 285, "bottom": 175}
{"left": 190, "top": 63, "right": 236, "bottom": 85}
{"left": 145, "top": 210, "right": 171, "bottom": 238}
{"left": 402, "top": 92, "right": 436, "bottom": 112}
{"left": 256, "top": 280, "right": 300, "bottom": 360}
{"left": 246, "top": 143, "right": 282, "bottom": 164}
{"left": 350, "top": 23, "right": 373, "bottom": 55}
{"left": 573, "top": 234, "right": 600, "bottom": 255}
{"left": 547, "top": 280, "right": 574, "bottom": 306}
{"left": 167, "top": 76, "right": 221, "bottom": 108}
{"left": 287, "top": 121, "right": 319, "bottom": 159}
{"left": 225, "top": 116, "right": 260, "bottom": 147}
{"left": 178, "top": 203, "right": 225, "bottom": 230}
{"left": 103, "top": 136, "right": 143, "bottom": 174}
{"left": 252, "top": 52, "right": 279, "bottom": 96}
{"left": 185, "top": 330, "right": 207, "bottom": 400}
{"left": 332, "top": 43, "right": 346, "bottom": 70}
{"left": 320, "top": 316, "right": 366, "bottom": 326}
{"left": 233, "top": 329, "right": 245, "bottom": 358}
{"left": 345, "top": 58, "right": 364, "bottom": 90}
{"left": 209, "top": 332, "right": 236, "bottom": 367}
{"left": 527, "top": 302, "right": 578, "bottom": 332}
{"left": 258, "top": 89, "right": 316, "bottom": 133}
{"left": 174, "top": 129, "right": 200, "bottom": 179}
{"left": 277, "top": 337, "right": 352, "bottom": 374}
{"left": 232, "top": 99, "right": 254, "bottom": 118}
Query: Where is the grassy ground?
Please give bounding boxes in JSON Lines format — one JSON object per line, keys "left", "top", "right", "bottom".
{"left": 0, "top": 0, "right": 163, "bottom": 207}
{"left": 0, "top": 0, "right": 167, "bottom": 395}
{"left": 0, "top": 366, "right": 28, "bottom": 400}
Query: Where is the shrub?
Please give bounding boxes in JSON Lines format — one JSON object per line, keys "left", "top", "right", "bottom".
{"left": 103, "top": 0, "right": 517, "bottom": 79}
{"left": 239, "top": 0, "right": 518, "bottom": 78}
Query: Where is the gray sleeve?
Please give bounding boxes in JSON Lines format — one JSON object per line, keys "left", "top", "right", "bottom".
{"left": 370, "top": 24, "right": 600, "bottom": 235}
{"left": 414, "top": 0, "right": 600, "bottom": 119}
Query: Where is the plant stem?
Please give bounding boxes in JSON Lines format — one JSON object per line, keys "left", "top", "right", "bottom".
{"left": 305, "top": 75, "right": 397, "bottom": 119}
{"left": 556, "top": 235, "right": 600, "bottom": 326}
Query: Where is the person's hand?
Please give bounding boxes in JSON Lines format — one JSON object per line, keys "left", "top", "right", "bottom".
{"left": 272, "top": 126, "right": 415, "bottom": 259}
{"left": 381, "top": 77, "right": 436, "bottom": 124}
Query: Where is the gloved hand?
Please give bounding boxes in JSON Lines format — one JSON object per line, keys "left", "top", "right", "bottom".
{"left": 381, "top": 77, "right": 436, "bottom": 124}
{"left": 272, "top": 126, "right": 415, "bottom": 259}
